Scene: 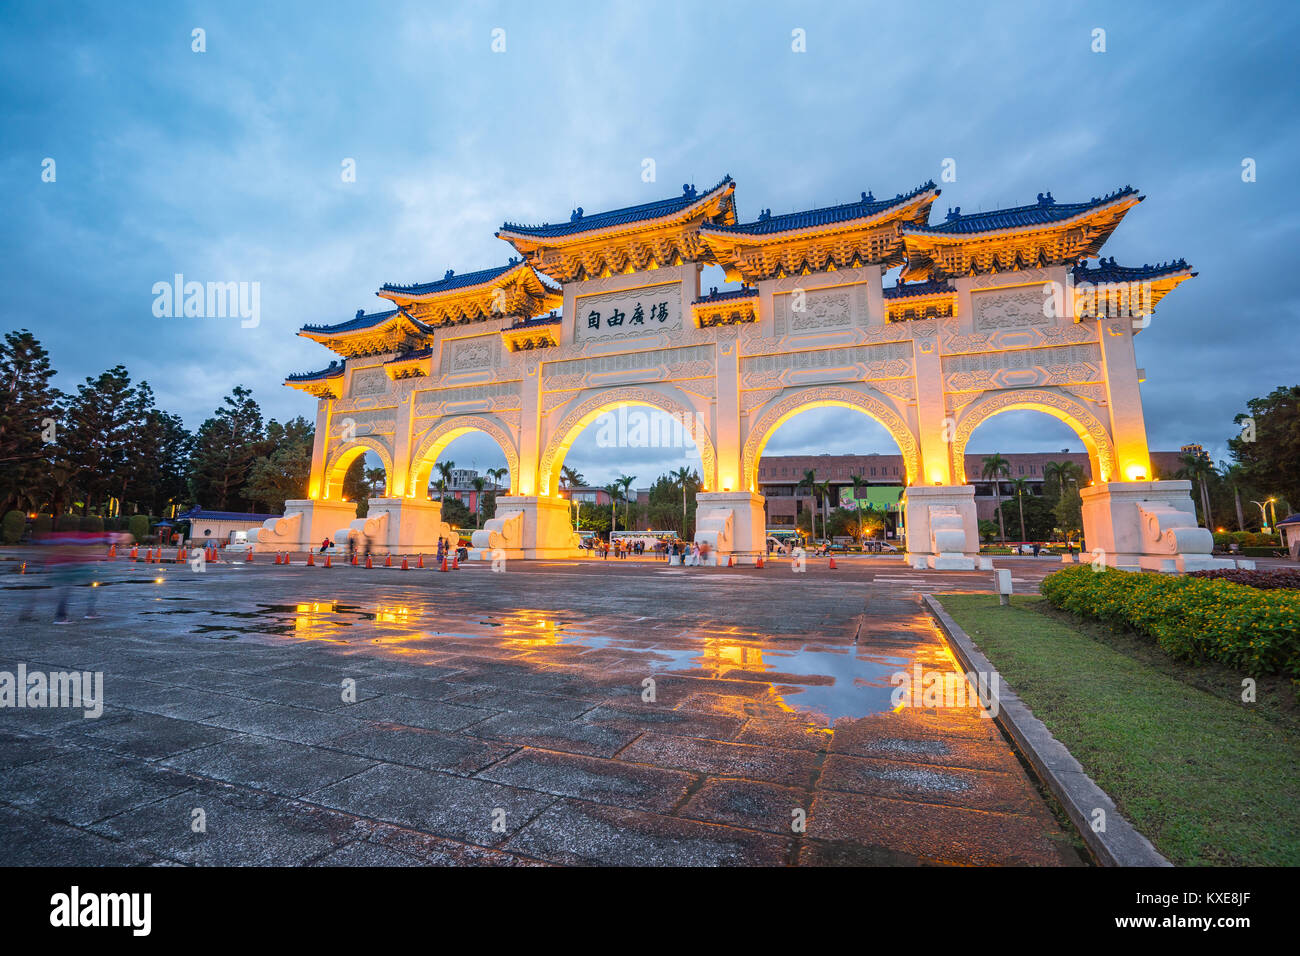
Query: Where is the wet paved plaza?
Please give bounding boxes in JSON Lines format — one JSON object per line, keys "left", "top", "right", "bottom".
{"left": 0, "top": 553, "right": 1084, "bottom": 866}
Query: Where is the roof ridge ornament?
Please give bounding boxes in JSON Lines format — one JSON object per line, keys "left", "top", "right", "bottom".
{"left": 862, "top": 191, "right": 875, "bottom": 202}
{"left": 945, "top": 206, "right": 961, "bottom": 221}
{"left": 570, "top": 207, "right": 583, "bottom": 221}
{"left": 1037, "top": 191, "right": 1055, "bottom": 205}
{"left": 682, "top": 183, "right": 697, "bottom": 199}
{"left": 355, "top": 309, "right": 364, "bottom": 319}
{"left": 443, "top": 269, "right": 455, "bottom": 280}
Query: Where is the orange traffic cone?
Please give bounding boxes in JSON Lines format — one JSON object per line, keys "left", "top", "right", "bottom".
{"left": 324, "top": 554, "right": 332, "bottom": 568}
{"left": 385, "top": 554, "right": 392, "bottom": 567}
{"left": 727, "top": 554, "right": 735, "bottom": 567}
{"left": 756, "top": 555, "right": 764, "bottom": 569}
{"left": 176, "top": 547, "right": 186, "bottom": 563}
{"left": 417, "top": 554, "right": 424, "bottom": 568}
{"left": 351, "top": 553, "right": 358, "bottom": 566}
{"left": 452, "top": 554, "right": 459, "bottom": 570}
{"left": 828, "top": 556, "right": 837, "bottom": 569}
{"left": 130, "top": 545, "right": 139, "bottom": 561}
{"left": 440, "top": 557, "right": 448, "bottom": 572}
{"left": 144, "top": 549, "right": 152, "bottom": 564}
{"left": 283, "top": 552, "right": 291, "bottom": 566}
{"left": 108, "top": 543, "right": 117, "bottom": 558}
{"left": 307, "top": 552, "right": 315, "bottom": 566}
{"left": 365, "top": 555, "right": 373, "bottom": 569}
{"left": 245, "top": 549, "right": 253, "bottom": 563}
{"left": 400, "top": 557, "right": 408, "bottom": 570}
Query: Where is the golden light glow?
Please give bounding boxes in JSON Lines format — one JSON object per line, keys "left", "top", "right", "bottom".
{"left": 1125, "top": 465, "right": 1147, "bottom": 481}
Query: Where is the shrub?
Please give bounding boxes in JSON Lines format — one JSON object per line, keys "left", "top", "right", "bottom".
{"left": 1041, "top": 565, "right": 1300, "bottom": 677}
{"left": 79, "top": 515, "right": 104, "bottom": 533}
{"left": 127, "top": 514, "right": 150, "bottom": 542}
{"left": 1188, "top": 568, "right": 1300, "bottom": 590}
{"left": 1, "top": 510, "right": 25, "bottom": 545}
{"left": 31, "top": 514, "right": 52, "bottom": 537}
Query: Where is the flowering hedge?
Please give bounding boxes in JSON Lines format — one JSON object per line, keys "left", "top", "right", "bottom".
{"left": 1188, "top": 568, "right": 1300, "bottom": 591}
{"left": 1040, "top": 565, "right": 1300, "bottom": 678}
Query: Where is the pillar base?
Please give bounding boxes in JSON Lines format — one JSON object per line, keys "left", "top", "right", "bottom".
{"left": 901, "top": 485, "right": 980, "bottom": 570}
{"left": 1081, "top": 480, "right": 1235, "bottom": 573}
{"left": 259, "top": 499, "right": 357, "bottom": 552}
{"left": 484, "top": 496, "right": 582, "bottom": 559}
{"left": 365, "top": 498, "right": 455, "bottom": 554}
{"left": 694, "top": 491, "right": 766, "bottom": 565}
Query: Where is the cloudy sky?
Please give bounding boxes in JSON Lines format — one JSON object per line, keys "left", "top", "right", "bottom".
{"left": 3, "top": 1, "right": 1297, "bottom": 489}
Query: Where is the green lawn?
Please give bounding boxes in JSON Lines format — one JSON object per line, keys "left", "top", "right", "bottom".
{"left": 937, "top": 594, "right": 1300, "bottom": 866}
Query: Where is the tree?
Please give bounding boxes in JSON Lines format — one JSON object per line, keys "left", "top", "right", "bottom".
{"left": 435, "top": 460, "right": 455, "bottom": 501}
{"left": 1218, "top": 461, "right": 1249, "bottom": 531}
{"left": 847, "top": 475, "right": 867, "bottom": 546}
{"left": 814, "top": 480, "right": 833, "bottom": 542}
{"left": 1228, "top": 385, "right": 1300, "bottom": 510}
{"left": 797, "top": 469, "right": 819, "bottom": 541}
{"left": 342, "top": 456, "right": 369, "bottom": 516}
{"left": 487, "top": 466, "right": 509, "bottom": 491}
{"left": 0, "top": 330, "right": 60, "bottom": 514}
{"left": 188, "top": 385, "right": 265, "bottom": 511}
{"left": 1054, "top": 482, "right": 1083, "bottom": 542}
{"left": 602, "top": 482, "right": 624, "bottom": 531}
{"left": 559, "top": 465, "right": 584, "bottom": 491}
{"left": 1176, "top": 453, "right": 1216, "bottom": 529}
{"left": 671, "top": 466, "right": 695, "bottom": 537}
{"left": 471, "top": 476, "right": 487, "bottom": 527}
{"left": 998, "top": 494, "right": 1055, "bottom": 542}
{"left": 617, "top": 474, "right": 636, "bottom": 530}
{"left": 243, "top": 419, "right": 315, "bottom": 513}
{"left": 1009, "top": 476, "right": 1030, "bottom": 541}
{"left": 981, "top": 453, "right": 1010, "bottom": 542}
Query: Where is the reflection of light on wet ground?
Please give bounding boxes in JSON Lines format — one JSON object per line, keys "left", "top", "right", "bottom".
{"left": 244, "top": 600, "right": 962, "bottom": 727}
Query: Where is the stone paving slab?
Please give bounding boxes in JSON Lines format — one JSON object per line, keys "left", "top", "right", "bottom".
{"left": 0, "top": 555, "right": 1087, "bottom": 866}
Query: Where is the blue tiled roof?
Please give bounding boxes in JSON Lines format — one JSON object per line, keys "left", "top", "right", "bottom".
{"left": 882, "top": 279, "right": 955, "bottom": 300}
{"left": 381, "top": 260, "right": 525, "bottom": 296}
{"left": 499, "top": 176, "right": 734, "bottom": 238}
{"left": 510, "top": 312, "right": 562, "bottom": 328}
{"left": 1071, "top": 256, "right": 1195, "bottom": 282}
{"left": 384, "top": 348, "right": 432, "bottom": 363}
{"left": 285, "top": 361, "right": 344, "bottom": 382}
{"left": 707, "top": 182, "right": 937, "bottom": 236}
{"left": 693, "top": 286, "right": 758, "bottom": 304}
{"left": 1278, "top": 513, "right": 1300, "bottom": 525}
{"left": 912, "top": 186, "right": 1140, "bottom": 235}
{"left": 177, "top": 508, "right": 282, "bottom": 522}
{"left": 301, "top": 309, "right": 401, "bottom": 335}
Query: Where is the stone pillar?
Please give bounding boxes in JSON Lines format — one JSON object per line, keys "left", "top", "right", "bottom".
{"left": 490, "top": 495, "right": 579, "bottom": 558}
{"left": 694, "top": 490, "right": 766, "bottom": 565}
{"left": 714, "top": 334, "right": 740, "bottom": 492}
{"left": 306, "top": 398, "right": 333, "bottom": 500}
{"left": 1081, "top": 479, "right": 1235, "bottom": 572}
{"left": 1096, "top": 318, "right": 1151, "bottom": 481}
{"left": 517, "top": 361, "right": 542, "bottom": 495}
{"left": 902, "top": 485, "right": 979, "bottom": 570}
{"left": 912, "top": 333, "right": 952, "bottom": 484}
{"left": 387, "top": 394, "right": 415, "bottom": 498}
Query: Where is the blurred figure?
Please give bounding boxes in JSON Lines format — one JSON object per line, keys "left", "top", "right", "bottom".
{"left": 26, "top": 530, "right": 108, "bottom": 624}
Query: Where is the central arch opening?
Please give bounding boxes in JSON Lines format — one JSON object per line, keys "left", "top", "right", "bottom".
{"left": 545, "top": 400, "right": 709, "bottom": 544}
{"left": 409, "top": 421, "right": 514, "bottom": 531}
{"left": 753, "top": 402, "right": 912, "bottom": 549}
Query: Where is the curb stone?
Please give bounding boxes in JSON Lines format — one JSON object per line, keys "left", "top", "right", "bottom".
{"left": 923, "top": 593, "right": 1171, "bottom": 867}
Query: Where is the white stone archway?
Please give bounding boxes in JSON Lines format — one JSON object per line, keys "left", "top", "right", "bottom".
{"left": 321, "top": 436, "right": 394, "bottom": 500}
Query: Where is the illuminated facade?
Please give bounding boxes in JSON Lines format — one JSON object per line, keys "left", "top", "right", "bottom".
{"left": 270, "top": 175, "right": 1228, "bottom": 571}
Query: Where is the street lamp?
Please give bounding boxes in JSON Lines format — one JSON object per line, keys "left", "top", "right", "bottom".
{"left": 1251, "top": 499, "right": 1272, "bottom": 533}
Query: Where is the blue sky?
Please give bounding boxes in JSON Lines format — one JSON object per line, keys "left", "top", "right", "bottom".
{"left": 3, "top": 1, "right": 1297, "bottom": 488}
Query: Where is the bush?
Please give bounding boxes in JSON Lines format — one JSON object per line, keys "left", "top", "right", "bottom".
{"left": 127, "top": 514, "right": 149, "bottom": 543}
{"left": 79, "top": 515, "right": 104, "bottom": 533}
{"left": 1, "top": 510, "right": 25, "bottom": 545}
{"left": 1188, "top": 568, "right": 1300, "bottom": 590}
{"left": 1041, "top": 565, "right": 1300, "bottom": 678}
{"left": 31, "top": 514, "right": 52, "bottom": 537}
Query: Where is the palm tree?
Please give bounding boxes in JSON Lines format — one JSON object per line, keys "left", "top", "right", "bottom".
{"left": 487, "top": 466, "right": 508, "bottom": 492}
{"left": 559, "top": 465, "right": 584, "bottom": 492}
{"left": 671, "top": 466, "right": 694, "bottom": 537}
{"left": 602, "top": 482, "right": 623, "bottom": 531}
{"left": 848, "top": 474, "right": 867, "bottom": 546}
{"left": 981, "top": 453, "right": 1011, "bottom": 542}
{"left": 815, "top": 480, "right": 833, "bottom": 544}
{"left": 365, "top": 466, "right": 387, "bottom": 497}
{"left": 797, "top": 469, "right": 819, "bottom": 542}
{"left": 1219, "top": 461, "right": 1247, "bottom": 531}
{"left": 617, "top": 474, "right": 636, "bottom": 530}
{"left": 1176, "top": 453, "right": 1215, "bottom": 528}
{"left": 433, "top": 478, "right": 447, "bottom": 504}
{"left": 471, "top": 476, "right": 487, "bottom": 527}
{"left": 435, "top": 460, "right": 455, "bottom": 502}
{"left": 1009, "top": 476, "right": 1030, "bottom": 542}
